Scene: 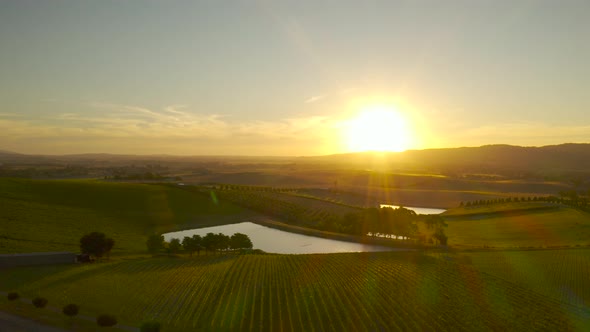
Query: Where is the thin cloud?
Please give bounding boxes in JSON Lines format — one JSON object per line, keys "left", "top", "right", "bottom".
{"left": 0, "top": 112, "right": 25, "bottom": 118}
{"left": 163, "top": 105, "right": 189, "bottom": 116}
{"left": 304, "top": 95, "right": 326, "bottom": 104}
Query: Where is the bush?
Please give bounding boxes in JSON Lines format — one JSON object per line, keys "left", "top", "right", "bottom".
{"left": 140, "top": 321, "right": 161, "bottom": 332}
{"left": 32, "top": 297, "right": 48, "bottom": 308}
{"left": 7, "top": 292, "right": 19, "bottom": 301}
{"left": 96, "top": 314, "right": 117, "bottom": 327}
{"left": 62, "top": 304, "right": 79, "bottom": 317}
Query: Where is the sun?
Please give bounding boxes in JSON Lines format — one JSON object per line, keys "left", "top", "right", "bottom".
{"left": 346, "top": 104, "right": 412, "bottom": 152}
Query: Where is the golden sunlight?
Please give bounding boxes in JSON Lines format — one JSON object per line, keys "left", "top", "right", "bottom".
{"left": 346, "top": 104, "right": 412, "bottom": 152}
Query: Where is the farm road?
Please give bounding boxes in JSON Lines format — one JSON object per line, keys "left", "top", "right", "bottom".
{"left": 0, "top": 311, "right": 68, "bottom": 332}
{"left": 0, "top": 291, "right": 138, "bottom": 332}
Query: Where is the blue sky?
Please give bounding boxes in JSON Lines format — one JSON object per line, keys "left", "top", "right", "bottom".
{"left": 1, "top": 0, "right": 589, "bottom": 155}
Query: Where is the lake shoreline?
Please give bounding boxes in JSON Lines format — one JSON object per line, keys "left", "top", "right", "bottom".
{"left": 249, "top": 218, "right": 425, "bottom": 250}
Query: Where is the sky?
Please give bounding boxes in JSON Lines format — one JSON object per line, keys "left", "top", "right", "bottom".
{"left": 1, "top": 0, "right": 589, "bottom": 156}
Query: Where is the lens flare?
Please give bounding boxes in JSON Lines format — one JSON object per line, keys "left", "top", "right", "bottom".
{"left": 346, "top": 104, "right": 411, "bottom": 152}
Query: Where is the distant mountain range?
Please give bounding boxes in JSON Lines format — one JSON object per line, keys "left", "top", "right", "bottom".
{"left": 317, "top": 143, "right": 590, "bottom": 170}
{"left": 2, "top": 144, "right": 590, "bottom": 175}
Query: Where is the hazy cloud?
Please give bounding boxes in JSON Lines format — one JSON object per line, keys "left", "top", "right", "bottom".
{"left": 304, "top": 95, "right": 326, "bottom": 104}
{"left": 0, "top": 103, "right": 340, "bottom": 155}
{"left": 0, "top": 112, "right": 25, "bottom": 118}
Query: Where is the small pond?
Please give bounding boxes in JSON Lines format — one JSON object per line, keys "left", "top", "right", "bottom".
{"left": 163, "top": 222, "right": 407, "bottom": 254}
{"left": 379, "top": 204, "right": 446, "bottom": 215}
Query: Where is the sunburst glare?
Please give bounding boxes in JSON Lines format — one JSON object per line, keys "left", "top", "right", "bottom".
{"left": 346, "top": 104, "right": 412, "bottom": 152}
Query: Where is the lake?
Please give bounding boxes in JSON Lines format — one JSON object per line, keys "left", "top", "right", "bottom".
{"left": 379, "top": 205, "right": 446, "bottom": 215}
{"left": 163, "top": 221, "right": 406, "bottom": 254}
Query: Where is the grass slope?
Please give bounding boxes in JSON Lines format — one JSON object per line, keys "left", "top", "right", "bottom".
{"left": 0, "top": 179, "right": 251, "bottom": 254}
{"left": 1, "top": 252, "right": 588, "bottom": 331}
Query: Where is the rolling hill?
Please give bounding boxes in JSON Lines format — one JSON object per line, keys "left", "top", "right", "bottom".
{"left": 0, "top": 179, "right": 253, "bottom": 254}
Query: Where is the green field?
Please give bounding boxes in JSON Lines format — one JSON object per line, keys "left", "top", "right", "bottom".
{"left": 444, "top": 207, "right": 590, "bottom": 248}
{"left": 2, "top": 252, "right": 589, "bottom": 331}
{"left": 0, "top": 179, "right": 251, "bottom": 253}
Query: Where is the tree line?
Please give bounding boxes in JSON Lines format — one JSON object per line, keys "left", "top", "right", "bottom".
{"left": 146, "top": 232, "right": 253, "bottom": 255}
{"left": 216, "top": 184, "right": 297, "bottom": 192}
{"left": 460, "top": 193, "right": 589, "bottom": 211}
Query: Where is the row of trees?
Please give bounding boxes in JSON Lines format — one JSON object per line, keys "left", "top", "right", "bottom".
{"left": 216, "top": 184, "right": 296, "bottom": 192}
{"left": 147, "top": 232, "right": 253, "bottom": 255}
{"left": 460, "top": 194, "right": 589, "bottom": 210}
{"left": 460, "top": 196, "right": 550, "bottom": 207}
{"left": 341, "top": 207, "right": 448, "bottom": 245}
{"left": 557, "top": 190, "right": 589, "bottom": 209}
{"left": 343, "top": 207, "right": 419, "bottom": 239}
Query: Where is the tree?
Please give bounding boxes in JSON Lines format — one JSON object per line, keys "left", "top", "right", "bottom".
{"left": 32, "top": 297, "right": 48, "bottom": 308}
{"left": 230, "top": 233, "right": 253, "bottom": 250}
{"left": 79, "top": 232, "right": 115, "bottom": 259}
{"left": 202, "top": 233, "right": 217, "bottom": 254}
{"left": 63, "top": 304, "right": 79, "bottom": 317}
{"left": 183, "top": 235, "right": 202, "bottom": 256}
{"left": 146, "top": 234, "right": 164, "bottom": 254}
{"left": 168, "top": 238, "right": 182, "bottom": 254}
{"left": 192, "top": 234, "right": 203, "bottom": 255}
{"left": 426, "top": 215, "right": 448, "bottom": 245}
{"left": 433, "top": 228, "right": 448, "bottom": 246}
{"left": 201, "top": 232, "right": 232, "bottom": 254}
{"left": 216, "top": 233, "right": 230, "bottom": 252}
{"left": 182, "top": 236, "right": 192, "bottom": 254}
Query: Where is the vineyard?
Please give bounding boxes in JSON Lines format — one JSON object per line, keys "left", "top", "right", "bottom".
{"left": 213, "top": 188, "right": 362, "bottom": 233}
{"left": 2, "top": 252, "right": 589, "bottom": 331}
{"left": 461, "top": 249, "right": 590, "bottom": 308}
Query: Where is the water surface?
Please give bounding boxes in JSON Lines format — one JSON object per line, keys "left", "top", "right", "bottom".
{"left": 163, "top": 221, "right": 405, "bottom": 254}
{"left": 380, "top": 204, "right": 446, "bottom": 215}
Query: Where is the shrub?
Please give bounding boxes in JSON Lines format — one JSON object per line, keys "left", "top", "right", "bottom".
{"left": 140, "top": 321, "right": 161, "bottom": 332}
{"left": 96, "top": 314, "right": 117, "bottom": 327}
{"left": 62, "top": 304, "right": 79, "bottom": 317}
{"left": 32, "top": 297, "right": 48, "bottom": 308}
{"left": 7, "top": 292, "right": 19, "bottom": 301}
